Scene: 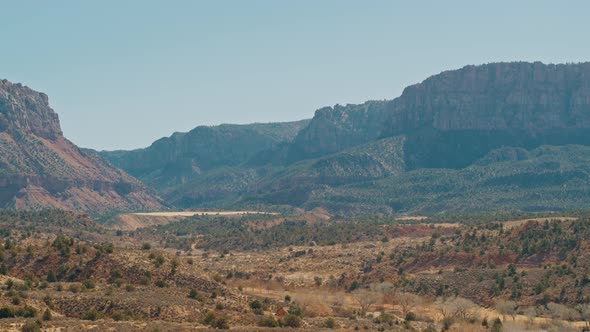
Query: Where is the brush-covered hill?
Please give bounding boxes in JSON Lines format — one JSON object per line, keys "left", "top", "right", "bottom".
{"left": 100, "top": 120, "right": 310, "bottom": 189}
{"left": 0, "top": 79, "right": 163, "bottom": 214}
{"left": 290, "top": 144, "right": 590, "bottom": 214}
{"left": 102, "top": 62, "right": 590, "bottom": 215}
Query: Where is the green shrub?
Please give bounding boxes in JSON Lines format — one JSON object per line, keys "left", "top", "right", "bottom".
{"left": 258, "top": 315, "right": 278, "bottom": 327}
{"left": 212, "top": 316, "right": 229, "bottom": 329}
{"left": 249, "top": 299, "right": 262, "bottom": 310}
{"left": 82, "top": 278, "right": 96, "bottom": 289}
{"left": 46, "top": 271, "right": 57, "bottom": 283}
{"left": 68, "top": 284, "right": 81, "bottom": 293}
{"left": 113, "top": 278, "right": 125, "bottom": 288}
{"left": 323, "top": 317, "right": 336, "bottom": 328}
{"left": 43, "top": 295, "right": 54, "bottom": 309}
{"left": 374, "top": 313, "right": 394, "bottom": 325}
{"left": 288, "top": 305, "right": 303, "bottom": 317}
{"left": 0, "top": 306, "right": 15, "bottom": 318}
{"left": 111, "top": 310, "right": 131, "bottom": 321}
{"left": 82, "top": 308, "right": 102, "bottom": 321}
{"left": 442, "top": 317, "right": 454, "bottom": 331}
{"left": 154, "top": 255, "right": 165, "bottom": 268}
{"left": 203, "top": 311, "right": 217, "bottom": 325}
{"left": 42, "top": 309, "right": 52, "bottom": 321}
{"left": 21, "top": 320, "right": 41, "bottom": 332}
{"left": 314, "top": 276, "right": 323, "bottom": 286}
{"left": 202, "top": 311, "right": 229, "bottom": 329}
{"left": 17, "top": 306, "right": 37, "bottom": 318}
{"left": 280, "top": 314, "right": 302, "bottom": 328}
{"left": 0, "top": 305, "right": 38, "bottom": 319}
{"left": 491, "top": 317, "right": 503, "bottom": 332}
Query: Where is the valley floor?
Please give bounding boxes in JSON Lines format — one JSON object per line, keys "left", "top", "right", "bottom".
{"left": 0, "top": 210, "right": 589, "bottom": 331}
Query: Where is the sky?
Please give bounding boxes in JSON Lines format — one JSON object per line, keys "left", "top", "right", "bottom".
{"left": 1, "top": 1, "right": 589, "bottom": 150}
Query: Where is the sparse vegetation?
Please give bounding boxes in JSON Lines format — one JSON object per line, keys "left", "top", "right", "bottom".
{"left": 21, "top": 320, "right": 41, "bottom": 332}
{"left": 280, "top": 314, "right": 302, "bottom": 328}
{"left": 0, "top": 210, "right": 586, "bottom": 330}
{"left": 258, "top": 315, "right": 278, "bottom": 327}
{"left": 82, "top": 308, "right": 102, "bottom": 321}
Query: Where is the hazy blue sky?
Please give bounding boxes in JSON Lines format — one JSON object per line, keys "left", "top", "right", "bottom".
{"left": 2, "top": 1, "right": 589, "bottom": 150}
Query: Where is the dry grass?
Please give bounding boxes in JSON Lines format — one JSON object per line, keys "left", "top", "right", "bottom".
{"left": 502, "top": 217, "right": 577, "bottom": 229}
{"left": 109, "top": 210, "right": 280, "bottom": 230}
{"left": 395, "top": 216, "right": 428, "bottom": 221}
{"left": 132, "top": 211, "right": 278, "bottom": 217}
{"left": 4, "top": 214, "right": 590, "bottom": 331}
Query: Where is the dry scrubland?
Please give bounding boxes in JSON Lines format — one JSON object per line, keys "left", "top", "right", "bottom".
{"left": 0, "top": 210, "right": 589, "bottom": 331}
{"left": 110, "top": 211, "right": 279, "bottom": 231}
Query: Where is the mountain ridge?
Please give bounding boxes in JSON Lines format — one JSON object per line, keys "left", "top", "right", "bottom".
{"left": 100, "top": 120, "right": 310, "bottom": 188}
{"left": 72, "top": 61, "right": 590, "bottom": 214}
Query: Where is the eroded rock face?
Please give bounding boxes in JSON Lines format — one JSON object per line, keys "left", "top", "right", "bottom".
{"left": 384, "top": 62, "right": 590, "bottom": 134}
{"left": 0, "top": 79, "right": 62, "bottom": 140}
{"left": 288, "top": 100, "right": 390, "bottom": 161}
{"left": 381, "top": 62, "right": 590, "bottom": 169}
{"left": 289, "top": 62, "right": 590, "bottom": 168}
{"left": 0, "top": 79, "right": 163, "bottom": 214}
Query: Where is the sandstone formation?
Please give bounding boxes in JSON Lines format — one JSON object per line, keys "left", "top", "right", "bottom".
{"left": 0, "top": 79, "right": 163, "bottom": 214}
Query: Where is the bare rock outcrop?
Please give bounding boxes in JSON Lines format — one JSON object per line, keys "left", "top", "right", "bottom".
{"left": 0, "top": 79, "right": 163, "bottom": 214}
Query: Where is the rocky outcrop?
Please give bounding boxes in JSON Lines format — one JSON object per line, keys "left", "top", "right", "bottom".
{"left": 0, "top": 80, "right": 62, "bottom": 140}
{"left": 287, "top": 101, "right": 389, "bottom": 161}
{"left": 0, "top": 80, "right": 163, "bottom": 214}
{"left": 285, "top": 62, "right": 590, "bottom": 169}
{"left": 382, "top": 62, "right": 590, "bottom": 168}
{"left": 384, "top": 62, "right": 590, "bottom": 134}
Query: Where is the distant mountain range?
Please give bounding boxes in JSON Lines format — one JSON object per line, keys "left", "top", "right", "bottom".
{"left": 0, "top": 79, "right": 163, "bottom": 214}
{"left": 4, "top": 61, "right": 590, "bottom": 216}
{"left": 100, "top": 62, "right": 590, "bottom": 215}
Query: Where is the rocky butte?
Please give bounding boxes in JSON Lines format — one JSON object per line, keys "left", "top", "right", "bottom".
{"left": 0, "top": 79, "right": 163, "bottom": 214}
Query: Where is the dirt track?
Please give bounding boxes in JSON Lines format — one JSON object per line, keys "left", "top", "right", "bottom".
{"left": 132, "top": 211, "right": 278, "bottom": 217}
